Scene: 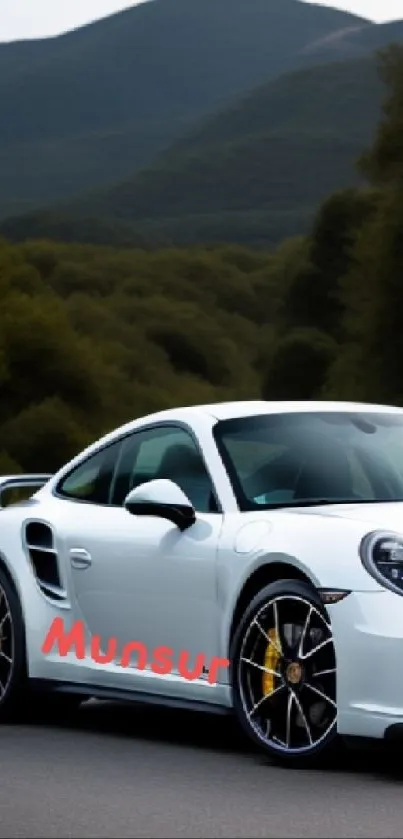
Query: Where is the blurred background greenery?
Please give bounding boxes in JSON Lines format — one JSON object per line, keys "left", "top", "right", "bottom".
{"left": 0, "top": 45, "right": 402, "bottom": 478}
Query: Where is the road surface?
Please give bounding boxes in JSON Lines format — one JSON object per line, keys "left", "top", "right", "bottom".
{"left": 1, "top": 700, "right": 403, "bottom": 838}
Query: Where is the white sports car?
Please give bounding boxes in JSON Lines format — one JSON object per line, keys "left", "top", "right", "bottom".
{"left": 2, "top": 399, "right": 403, "bottom": 767}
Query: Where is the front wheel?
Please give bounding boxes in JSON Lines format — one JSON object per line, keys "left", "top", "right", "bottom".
{"left": 231, "top": 579, "right": 339, "bottom": 768}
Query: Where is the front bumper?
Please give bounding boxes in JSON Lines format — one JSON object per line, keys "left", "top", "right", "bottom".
{"left": 329, "top": 590, "right": 403, "bottom": 740}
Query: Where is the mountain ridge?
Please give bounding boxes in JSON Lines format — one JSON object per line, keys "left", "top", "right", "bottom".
{"left": 1, "top": 49, "right": 384, "bottom": 249}
{"left": 0, "top": 0, "right": 371, "bottom": 219}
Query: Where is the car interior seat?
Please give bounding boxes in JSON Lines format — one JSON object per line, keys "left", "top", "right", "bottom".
{"left": 156, "top": 443, "right": 218, "bottom": 512}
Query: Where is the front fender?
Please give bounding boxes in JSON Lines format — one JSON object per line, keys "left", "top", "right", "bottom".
{"left": 217, "top": 513, "right": 382, "bottom": 662}
{"left": 252, "top": 514, "right": 382, "bottom": 593}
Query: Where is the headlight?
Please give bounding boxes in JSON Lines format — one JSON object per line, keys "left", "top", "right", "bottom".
{"left": 360, "top": 531, "right": 403, "bottom": 595}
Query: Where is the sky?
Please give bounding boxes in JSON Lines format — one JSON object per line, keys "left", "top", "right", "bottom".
{"left": 0, "top": 0, "right": 401, "bottom": 43}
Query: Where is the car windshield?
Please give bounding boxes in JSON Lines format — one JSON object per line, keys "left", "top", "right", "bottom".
{"left": 213, "top": 411, "right": 403, "bottom": 510}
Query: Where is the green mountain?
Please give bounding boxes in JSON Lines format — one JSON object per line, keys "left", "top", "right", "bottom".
{"left": 2, "top": 50, "right": 384, "bottom": 249}
{"left": 0, "top": 0, "right": 368, "bottom": 220}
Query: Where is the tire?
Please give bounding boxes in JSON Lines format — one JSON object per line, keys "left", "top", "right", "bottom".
{"left": 230, "top": 578, "right": 340, "bottom": 768}
{"left": 0, "top": 567, "right": 86, "bottom": 724}
{"left": 0, "top": 567, "right": 29, "bottom": 721}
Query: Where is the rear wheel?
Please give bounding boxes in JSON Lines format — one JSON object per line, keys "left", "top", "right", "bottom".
{"left": 0, "top": 567, "right": 27, "bottom": 721}
{"left": 0, "top": 567, "right": 86, "bottom": 723}
{"left": 231, "top": 579, "right": 339, "bottom": 768}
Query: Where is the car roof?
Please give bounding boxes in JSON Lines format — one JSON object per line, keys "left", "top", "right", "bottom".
{"left": 43, "top": 398, "right": 403, "bottom": 488}
{"left": 195, "top": 399, "right": 403, "bottom": 420}
{"left": 110, "top": 398, "right": 403, "bottom": 436}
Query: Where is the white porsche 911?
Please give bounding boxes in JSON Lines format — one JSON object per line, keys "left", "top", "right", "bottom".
{"left": 2, "top": 399, "right": 403, "bottom": 767}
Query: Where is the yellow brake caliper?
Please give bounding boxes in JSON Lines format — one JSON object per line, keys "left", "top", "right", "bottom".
{"left": 262, "top": 628, "right": 281, "bottom": 695}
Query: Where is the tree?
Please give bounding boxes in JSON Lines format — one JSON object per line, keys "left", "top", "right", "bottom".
{"left": 262, "top": 329, "right": 337, "bottom": 400}
{"left": 278, "top": 189, "right": 377, "bottom": 340}
{"left": 359, "top": 43, "right": 403, "bottom": 186}
{"left": 326, "top": 188, "right": 403, "bottom": 404}
{"left": 326, "top": 46, "right": 403, "bottom": 403}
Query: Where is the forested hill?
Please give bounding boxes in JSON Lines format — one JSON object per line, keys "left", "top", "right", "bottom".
{"left": 0, "top": 0, "right": 368, "bottom": 220}
{"left": 2, "top": 45, "right": 403, "bottom": 476}
{"left": 1, "top": 52, "right": 383, "bottom": 249}
{"left": 5, "top": 10, "right": 403, "bottom": 250}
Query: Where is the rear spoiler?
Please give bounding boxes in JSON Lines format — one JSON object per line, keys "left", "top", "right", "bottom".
{"left": 0, "top": 474, "right": 52, "bottom": 508}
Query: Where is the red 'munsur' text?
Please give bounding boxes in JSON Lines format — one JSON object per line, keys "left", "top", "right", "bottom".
{"left": 42, "top": 618, "right": 230, "bottom": 685}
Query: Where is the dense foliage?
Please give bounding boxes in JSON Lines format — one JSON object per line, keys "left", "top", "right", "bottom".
{"left": 0, "top": 239, "right": 275, "bottom": 473}
{"left": 1, "top": 44, "right": 403, "bottom": 476}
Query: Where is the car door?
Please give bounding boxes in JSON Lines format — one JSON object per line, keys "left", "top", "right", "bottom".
{"left": 58, "top": 423, "right": 224, "bottom": 693}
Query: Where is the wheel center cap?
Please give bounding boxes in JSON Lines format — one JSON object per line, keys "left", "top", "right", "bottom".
{"left": 286, "top": 661, "right": 302, "bottom": 684}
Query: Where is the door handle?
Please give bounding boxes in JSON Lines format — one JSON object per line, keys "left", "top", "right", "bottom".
{"left": 69, "top": 548, "right": 92, "bottom": 569}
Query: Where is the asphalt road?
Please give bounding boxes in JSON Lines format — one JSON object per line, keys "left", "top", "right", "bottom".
{"left": 2, "top": 700, "right": 403, "bottom": 839}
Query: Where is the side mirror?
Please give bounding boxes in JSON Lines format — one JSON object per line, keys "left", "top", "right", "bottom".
{"left": 124, "top": 478, "right": 196, "bottom": 531}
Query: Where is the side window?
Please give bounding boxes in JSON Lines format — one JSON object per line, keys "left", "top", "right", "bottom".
{"left": 57, "top": 441, "right": 122, "bottom": 504}
{"left": 110, "top": 425, "right": 219, "bottom": 513}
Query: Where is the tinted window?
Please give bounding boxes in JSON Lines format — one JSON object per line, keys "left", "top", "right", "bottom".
{"left": 214, "top": 411, "right": 403, "bottom": 510}
{"left": 110, "top": 425, "right": 218, "bottom": 513}
{"left": 57, "top": 441, "right": 122, "bottom": 504}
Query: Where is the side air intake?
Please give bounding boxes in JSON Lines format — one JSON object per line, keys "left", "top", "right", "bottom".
{"left": 24, "top": 521, "right": 67, "bottom": 602}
